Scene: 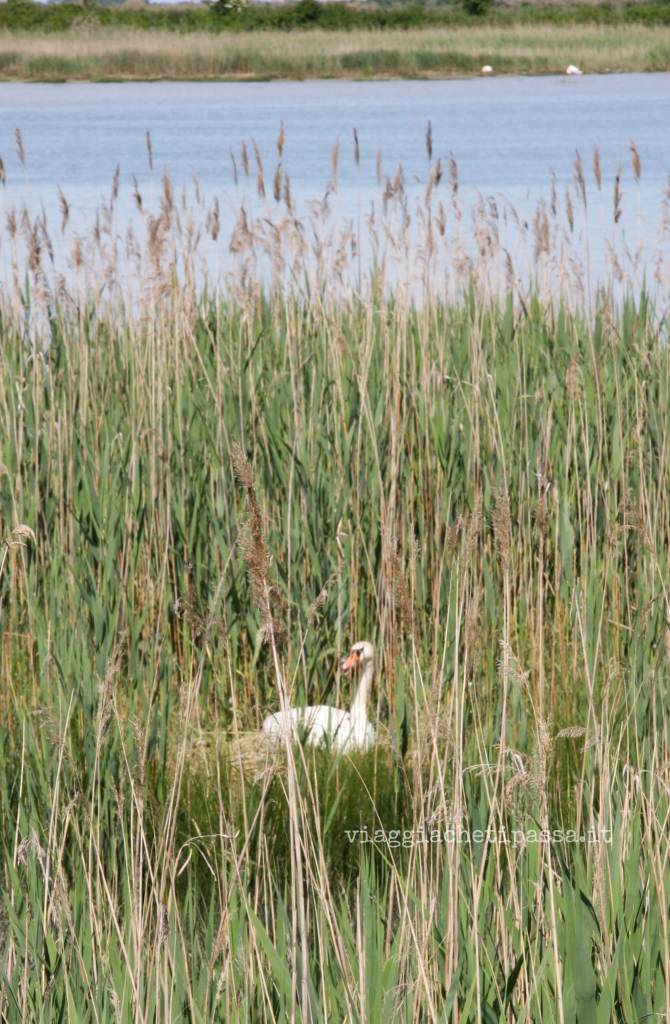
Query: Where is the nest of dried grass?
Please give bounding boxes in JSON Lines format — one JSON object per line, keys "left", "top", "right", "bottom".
{"left": 225, "top": 731, "right": 288, "bottom": 784}
{"left": 224, "top": 726, "right": 398, "bottom": 784}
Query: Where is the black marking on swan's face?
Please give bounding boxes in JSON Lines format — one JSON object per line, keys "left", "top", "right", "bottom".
{"left": 350, "top": 641, "right": 374, "bottom": 664}
{"left": 342, "top": 641, "right": 373, "bottom": 675}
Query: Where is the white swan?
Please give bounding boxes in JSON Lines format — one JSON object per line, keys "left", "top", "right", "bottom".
{"left": 261, "top": 640, "right": 376, "bottom": 753}
{"left": 565, "top": 65, "right": 583, "bottom": 76}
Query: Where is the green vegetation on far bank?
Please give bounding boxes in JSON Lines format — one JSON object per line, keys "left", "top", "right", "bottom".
{"left": 3, "top": 0, "right": 670, "bottom": 34}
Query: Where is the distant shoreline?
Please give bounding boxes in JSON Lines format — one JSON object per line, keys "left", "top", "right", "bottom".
{"left": 1, "top": 22, "right": 669, "bottom": 81}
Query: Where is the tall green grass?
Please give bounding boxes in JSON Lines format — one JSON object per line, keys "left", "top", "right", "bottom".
{"left": 0, "top": 142, "right": 669, "bottom": 1019}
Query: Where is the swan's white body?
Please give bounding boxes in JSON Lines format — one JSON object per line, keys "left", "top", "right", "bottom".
{"left": 263, "top": 704, "right": 376, "bottom": 752}
{"left": 566, "top": 64, "right": 583, "bottom": 75}
{"left": 262, "top": 641, "right": 376, "bottom": 753}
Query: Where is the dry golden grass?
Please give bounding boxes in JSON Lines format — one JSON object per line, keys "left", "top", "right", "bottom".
{"left": 0, "top": 22, "right": 668, "bottom": 79}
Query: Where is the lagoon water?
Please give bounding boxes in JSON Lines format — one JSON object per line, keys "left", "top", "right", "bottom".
{"left": 1, "top": 75, "right": 669, "bottom": 292}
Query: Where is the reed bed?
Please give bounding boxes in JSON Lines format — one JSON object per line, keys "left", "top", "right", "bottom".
{"left": 0, "top": 22, "right": 669, "bottom": 80}
{"left": 2, "top": 124, "right": 668, "bottom": 318}
{"left": 0, "top": 131, "right": 669, "bottom": 1021}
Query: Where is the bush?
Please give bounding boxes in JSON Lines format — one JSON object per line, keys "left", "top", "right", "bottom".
{"left": 463, "top": 0, "right": 492, "bottom": 15}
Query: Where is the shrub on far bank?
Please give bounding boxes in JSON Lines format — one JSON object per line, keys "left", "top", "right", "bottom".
{"left": 462, "top": 0, "right": 492, "bottom": 15}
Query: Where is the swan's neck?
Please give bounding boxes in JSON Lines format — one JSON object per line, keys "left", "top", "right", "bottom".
{"left": 349, "top": 661, "right": 373, "bottom": 724}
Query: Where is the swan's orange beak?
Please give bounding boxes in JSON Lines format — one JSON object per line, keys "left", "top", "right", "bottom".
{"left": 341, "top": 650, "right": 360, "bottom": 675}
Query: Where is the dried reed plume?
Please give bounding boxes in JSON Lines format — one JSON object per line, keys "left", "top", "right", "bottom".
{"left": 161, "top": 171, "right": 174, "bottom": 219}
{"left": 0, "top": 524, "right": 36, "bottom": 581}
{"left": 630, "top": 140, "right": 641, "bottom": 183}
{"left": 145, "top": 130, "right": 153, "bottom": 171}
{"left": 111, "top": 163, "right": 121, "bottom": 204}
{"left": 58, "top": 188, "right": 70, "bottom": 234}
{"left": 449, "top": 154, "right": 458, "bottom": 197}
{"left": 15, "top": 128, "right": 25, "bottom": 167}
{"left": 353, "top": 127, "right": 360, "bottom": 168}
{"left": 424, "top": 159, "right": 442, "bottom": 206}
{"left": 283, "top": 173, "right": 292, "bottom": 211}
{"left": 574, "top": 150, "right": 587, "bottom": 208}
{"left": 425, "top": 120, "right": 433, "bottom": 162}
{"left": 613, "top": 167, "right": 623, "bottom": 224}
{"left": 253, "top": 142, "right": 266, "bottom": 200}
{"left": 391, "top": 544, "right": 415, "bottom": 637}
{"left": 533, "top": 202, "right": 550, "bottom": 261}
{"left": 276, "top": 121, "right": 285, "bottom": 159}
{"left": 565, "top": 188, "right": 574, "bottom": 233}
{"left": 593, "top": 145, "right": 602, "bottom": 191}
{"left": 273, "top": 163, "right": 283, "bottom": 204}
{"left": 207, "top": 196, "right": 220, "bottom": 241}
{"left": 231, "top": 443, "right": 286, "bottom": 647}
{"left": 3, "top": 523, "right": 36, "bottom": 550}
{"left": 132, "top": 176, "right": 143, "bottom": 212}
{"left": 331, "top": 137, "right": 340, "bottom": 191}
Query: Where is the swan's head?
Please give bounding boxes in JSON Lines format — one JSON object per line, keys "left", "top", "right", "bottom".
{"left": 341, "top": 640, "right": 374, "bottom": 675}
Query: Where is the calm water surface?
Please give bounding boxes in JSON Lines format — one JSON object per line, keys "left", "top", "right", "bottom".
{"left": 1, "top": 76, "right": 669, "bottom": 289}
